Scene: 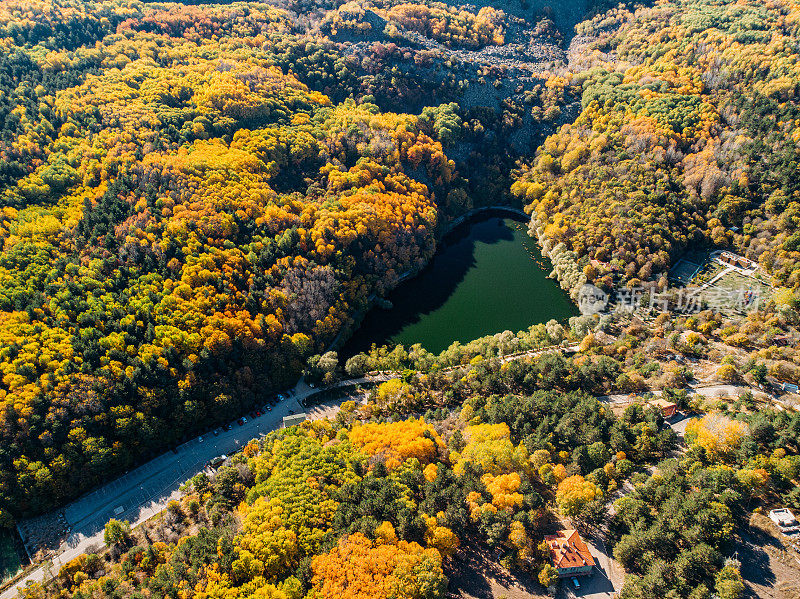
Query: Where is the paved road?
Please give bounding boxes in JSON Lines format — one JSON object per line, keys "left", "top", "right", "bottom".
{"left": 2, "top": 379, "right": 368, "bottom": 599}
{"left": 561, "top": 382, "right": 781, "bottom": 599}
{"left": 558, "top": 536, "right": 623, "bottom": 599}
{"left": 0, "top": 345, "right": 749, "bottom": 598}
{"left": 2, "top": 345, "right": 575, "bottom": 598}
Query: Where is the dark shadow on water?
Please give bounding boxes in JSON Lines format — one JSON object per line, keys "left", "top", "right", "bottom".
{"left": 342, "top": 217, "right": 512, "bottom": 356}
{"left": 341, "top": 214, "right": 578, "bottom": 356}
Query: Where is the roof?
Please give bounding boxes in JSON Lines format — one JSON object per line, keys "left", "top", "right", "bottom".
{"left": 769, "top": 508, "right": 798, "bottom": 527}
{"left": 649, "top": 397, "right": 677, "bottom": 409}
{"left": 545, "top": 529, "right": 595, "bottom": 571}
{"left": 282, "top": 413, "right": 307, "bottom": 427}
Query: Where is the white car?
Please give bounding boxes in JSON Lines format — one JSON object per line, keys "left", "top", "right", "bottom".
{"left": 198, "top": 436, "right": 204, "bottom": 443}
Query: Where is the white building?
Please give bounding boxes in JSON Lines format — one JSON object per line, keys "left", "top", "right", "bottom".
{"left": 282, "top": 413, "right": 307, "bottom": 428}
{"left": 769, "top": 508, "right": 800, "bottom": 535}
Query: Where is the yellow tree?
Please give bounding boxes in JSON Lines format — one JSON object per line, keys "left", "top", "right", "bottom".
{"left": 310, "top": 533, "right": 446, "bottom": 599}
{"left": 685, "top": 414, "right": 749, "bottom": 459}
{"left": 556, "top": 475, "right": 602, "bottom": 517}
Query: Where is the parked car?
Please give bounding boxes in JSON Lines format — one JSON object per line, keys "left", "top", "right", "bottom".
{"left": 224, "top": 423, "right": 232, "bottom": 431}
{"left": 198, "top": 436, "right": 204, "bottom": 443}
{"left": 213, "top": 428, "right": 220, "bottom": 436}
{"left": 255, "top": 410, "right": 262, "bottom": 417}
{"left": 237, "top": 418, "right": 244, "bottom": 426}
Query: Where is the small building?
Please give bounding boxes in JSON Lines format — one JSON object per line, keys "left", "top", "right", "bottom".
{"left": 282, "top": 413, "right": 307, "bottom": 428}
{"left": 769, "top": 508, "right": 800, "bottom": 534}
{"left": 649, "top": 397, "right": 677, "bottom": 418}
{"left": 717, "top": 251, "right": 758, "bottom": 272}
{"left": 545, "top": 529, "right": 595, "bottom": 578}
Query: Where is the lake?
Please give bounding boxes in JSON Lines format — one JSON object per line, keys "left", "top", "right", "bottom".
{"left": 342, "top": 214, "right": 579, "bottom": 356}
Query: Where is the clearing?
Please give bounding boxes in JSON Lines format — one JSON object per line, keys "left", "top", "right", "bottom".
{"left": 737, "top": 513, "right": 800, "bottom": 599}
{"left": 447, "top": 544, "right": 548, "bottom": 599}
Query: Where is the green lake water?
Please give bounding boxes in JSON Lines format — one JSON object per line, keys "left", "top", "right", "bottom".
{"left": 342, "top": 215, "right": 578, "bottom": 356}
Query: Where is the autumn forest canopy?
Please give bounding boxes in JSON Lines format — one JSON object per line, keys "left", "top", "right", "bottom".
{"left": 0, "top": 0, "right": 487, "bottom": 520}
{"left": 514, "top": 0, "right": 800, "bottom": 296}
{"left": 1, "top": 0, "right": 800, "bottom": 597}
{"left": 0, "top": 0, "right": 592, "bottom": 521}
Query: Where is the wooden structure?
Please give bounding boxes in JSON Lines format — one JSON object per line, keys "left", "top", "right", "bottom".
{"left": 649, "top": 397, "right": 677, "bottom": 418}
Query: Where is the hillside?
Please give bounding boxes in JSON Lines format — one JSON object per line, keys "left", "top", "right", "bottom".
{"left": 1, "top": 1, "right": 800, "bottom": 599}
{"left": 15, "top": 357, "right": 800, "bottom": 599}
{"left": 0, "top": 0, "right": 579, "bottom": 520}
{"left": 513, "top": 0, "right": 800, "bottom": 296}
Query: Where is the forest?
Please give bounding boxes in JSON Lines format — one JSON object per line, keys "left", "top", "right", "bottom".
{"left": 512, "top": 0, "right": 800, "bottom": 299}
{"left": 0, "top": 0, "right": 799, "bottom": 597}
{"left": 0, "top": 0, "right": 579, "bottom": 522}
{"left": 16, "top": 348, "right": 800, "bottom": 599}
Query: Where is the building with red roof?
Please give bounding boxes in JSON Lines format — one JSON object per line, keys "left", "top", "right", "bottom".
{"left": 545, "top": 529, "right": 596, "bottom": 577}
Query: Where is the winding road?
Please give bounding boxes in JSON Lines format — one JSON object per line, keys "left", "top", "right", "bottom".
{"left": 2, "top": 343, "right": 576, "bottom": 597}
{"left": 2, "top": 379, "right": 342, "bottom": 598}
{"left": 1, "top": 344, "right": 771, "bottom": 598}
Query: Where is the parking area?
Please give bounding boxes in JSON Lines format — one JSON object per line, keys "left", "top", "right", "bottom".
{"left": 17, "top": 388, "right": 312, "bottom": 561}
{"left": 557, "top": 535, "right": 623, "bottom": 599}
{"left": 559, "top": 575, "right": 615, "bottom": 599}
{"left": 6, "top": 377, "right": 388, "bottom": 599}
{"left": 59, "top": 452, "right": 207, "bottom": 552}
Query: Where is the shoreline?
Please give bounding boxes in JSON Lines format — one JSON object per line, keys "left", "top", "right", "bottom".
{"left": 330, "top": 205, "right": 578, "bottom": 356}
{"left": 326, "top": 205, "right": 532, "bottom": 353}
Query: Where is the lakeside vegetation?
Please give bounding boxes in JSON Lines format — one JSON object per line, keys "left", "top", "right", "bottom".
{"left": 1, "top": 0, "right": 800, "bottom": 597}
{"left": 16, "top": 349, "right": 800, "bottom": 599}
{"left": 0, "top": 0, "right": 572, "bottom": 522}
{"left": 512, "top": 0, "right": 800, "bottom": 299}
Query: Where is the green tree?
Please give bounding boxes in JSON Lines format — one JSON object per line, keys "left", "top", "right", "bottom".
{"left": 538, "top": 563, "right": 559, "bottom": 587}
{"left": 714, "top": 565, "right": 745, "bottom": 599}
{"left": 750, "top": 363, "right": 768, "bottom": 386}
{"left": 103, "top": 519, "right": 131, "bottom": 547}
